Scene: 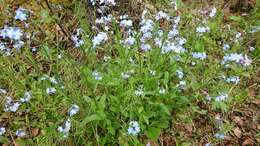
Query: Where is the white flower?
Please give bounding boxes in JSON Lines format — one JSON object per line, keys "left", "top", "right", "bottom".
{"left": 16, "top": 129, "right": 26, "bottom": 137}
{"left": 168, "top": 28, "right": 179, "bottom": 38}
{"left": 222, "top": 53, "right": 252, "bottom": 66}
{"left": 71, "top": 28, "right": 84, "bottom": 48}
{"left": 146, "top": 142, "right": 151, "bottom": 146}
{"left": 46, "top": 87, "right": 56, "bottom": 94}
{"left": 192, "top": 52, "right": 207, "bottom": 60}
{"left": 15, "top": 8, "right": 28, "bottom": 21}
{"left": 176, "top": 37, "right": 186, "bottom": 45}
{"left": 149, "top": 70, "right": 156, "bottom": 76}
{"left": 249, "top": 46, "right": 255, "bottom": 51}
{"left": 99, "top": 0, "right": 116, "bottom": 6}
{"left": 119, "top": 15, "right": 128, "bottom": 20}
{"left": 177, "top": 80, "right": 186, "bottom": 89}
{"left": 121, "top": 72, "right": 130, "bottom": 79}
{"left": 20, "top": 91, "right": 32, "bottom": 103}
{"left": 141, "top": 32, "right": 153, "bottom": 42}
{"left": 120, "top": 19, "right": 133, "bottom": 28}
{"left": 154, "top": 38, "right": 162, "bottom": 47}
{"left": 0, "top": 127, "right": 6, "bottom": 136}
{"left": 13, "top": 41, "right": 25, "bottom": 51}
{"left": 49, "top": 77, "right": 58, "bottom": 84}
{"left": 222, "top": 44, "right": 230, "bottom": 51}
{"left": 0, "top": 88, "right": 7, "bottom": 95}
{"left": 174, "top": 16, "right": 180, "bottom": 24}
{"left": 140, "top": 19, "right": 154, "bottom": 34}
{"left": 72, "top": 35, "right": 84, "bottom": 47}
{"left": 235, "top": 32, "right": 242, "bottom": 39}
{"left": 225, "top": 76, "right": 240, "bottom": 84}
{"left": 57, "top": 119, "right": 71, "bottom": 138}
{"left": 58, "top": 54, "right": 62, "bottom": 59}
{"left": 9, "top": 102, "right": 21, "bottom": 112}
{"left": 127, "top": 121, "right": 140, "bottom": 136}
{"left": 92, "top": 71, "right": 102, "bottom": 81}
{"left": 90, "top": 0, "right": 96, "bottom": 5}
{"left": 234, "top": 32, "right": 242, "bottom": 42}
{"left": 222, "top": 53, "right": 243, "bottom": 64}
{"left": 68, "top": 104, "right": 80, "bottom": 117}
{"left": 155, "top": 11, "right": 170, "bottom": 21}
{"left": 141, "top": 44, "right": 151, "bottom": 52}
{"left": 171, "top": 0, "right": 178, "bottom": 10}
{"left": 103, "top": 55, "right": 111, "bottom": 61}
{"left": 4, "top": 96, "right": 20, "bottom": 112}
{"left": 196, "top": 26, "right": 210, "bottom": 34}
{"left": 92, "top": 32, "right": 108, "bottom": 47}
{"left": 159, "top": 88, "right": 166, "bottom": 94}
{"left": 0, "top": 26, "right": 23, "bottom": 40}
{"left": 176, "top": 69, "right": 184, "bottom": 79}
{"left": 95, "top": 15, "right": 114, "bottom": 25}
{"left": 134, "top": 86, "right": 144, "bottom": 96}
{"left": 124, "top": 37, "right": 135, "bottom": 46}
{"left": 40, "top": 75, "right": 49, "bottom": 81}
{"left": 0, "top": 43, "right": 11, "bottom": 56}
{"left": 161, "top": 42, "right": 186, "bottom": 54}
{"left": 173, "top": 55, "right": 182, "bottom": 61}
{"left": 241, "top": 55, "right": 252, "bottom": 67}
{"left": 214, "top": 133, "right": 225, "bottom": 139}
{"left": 215, "top": 94, "right": 228, "bottom": 102}
{"left": 209, "top": 7, "right": 217, "bottom": 18}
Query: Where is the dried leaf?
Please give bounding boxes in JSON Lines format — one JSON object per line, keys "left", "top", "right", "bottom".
{"left": 233, "top": 127, "right": 242, "bottom": 138}
{"left": 233, "top": 116, "right": 244, "bottom": 126}
{"left": 31, "top": 128, "right": 40, "bottom": 137}
{"left": 242, "top": 138, "right": 254, "bottom": 146}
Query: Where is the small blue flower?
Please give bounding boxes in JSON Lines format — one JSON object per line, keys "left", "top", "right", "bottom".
{"left": 14, "top": 8, "right": 28, "bottom": 21}
{"left": 57, "top": 119, "right": 71, "bottom": 138}
{"left": 92, "top": 71, "right": 102, "bottom": 81}
{"left": 127, "top": 121, "right": 141, "bottom": 136}
{"left": 16, "top": 129, "right": 26, "bottom": 137}
{"left": 0, "top": 127, "right": 6, "bottom": 136}
{"left": 192, "top": 52, "right": 207, "bottom": 60}
{"left": 68, "top": 104, "right": 80, "bottom": 117}
{"left": 214, "top": 133, "right": 225, "bottom": 139}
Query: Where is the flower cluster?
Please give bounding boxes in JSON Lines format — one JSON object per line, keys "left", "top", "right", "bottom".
{"left": 222, "top": 53, "right": 252, "bottom": 67}
{"left": 58, "top": 104, "right": 80, "bottom": 137}
{"left": 3, "top": 91, "right": 32, "bottom": 112}
{"left": 0, "top": 7, "right": 30, "bottom": 55}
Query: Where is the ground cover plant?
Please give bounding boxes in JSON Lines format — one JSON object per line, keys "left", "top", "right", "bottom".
{"left": 0, "top": 0, "right": 259, "bottom": 145}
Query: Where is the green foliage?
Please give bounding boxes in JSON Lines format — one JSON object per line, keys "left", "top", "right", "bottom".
{"left": 0, "top": 0, "right": 259, "bottom": 145}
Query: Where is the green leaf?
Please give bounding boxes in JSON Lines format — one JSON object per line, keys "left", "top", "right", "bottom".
{"left": 146, "top": 127, "right": 161, "bottom": 140}
{"left": 230, "top": 16, "right": 242, "bottom": 22}
{"left": 83, "top": 112, "right": 106, "bottom": 124}
{"left": 0, "top": 136, "right": 8, "bottom": 144}
{"left": 194, "top": 40, "right": 204, "bottom": 51}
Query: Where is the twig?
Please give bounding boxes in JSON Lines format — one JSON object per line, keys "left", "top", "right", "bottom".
{"left": 9, "top": 131, "right": 18, "bottom": 146}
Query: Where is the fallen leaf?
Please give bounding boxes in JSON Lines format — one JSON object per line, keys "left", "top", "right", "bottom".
{"left": 242, "top": 138, "right": 254, "bottom": 146}
{"left": 251, "top": 99, "right": 260, "bottom": 105}
{"left": 233, "top": 116, "right": 244, "bottom": 126}
{"left": 233, "top": 127, "right": 242, "bottom": 138}
{"left": 31, "top": 128, "right": 40, "bottom": 137}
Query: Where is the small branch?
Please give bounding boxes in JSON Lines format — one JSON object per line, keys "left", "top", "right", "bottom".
{"left": 9, "top": 131, "right": 18, "bottom": 146}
